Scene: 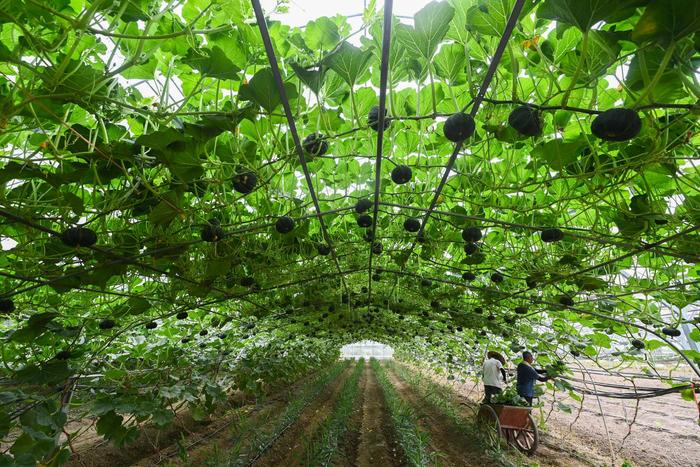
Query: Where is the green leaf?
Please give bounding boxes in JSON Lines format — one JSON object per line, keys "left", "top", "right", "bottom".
{"left": 304, "top": 17, "right": 340, "bottom": 51}
{"left": 589, "top": 332, "right": 612, "bottom": 348}
{"left": 465, "top": 0, "right": 512, "bottom": 36}
{"left": 11, "top": 312, "right": 59, "bottom": 343}
{"left": 632, "top": 0, "right": 700, "bottom": 43}
{"left": 689, "top": 328, "right": 700, "bottom": 342}
{"left": 397, "top": 1, "right": 455, "bottom": 60}
{"left": 150, "top": 408, "right": 174, "bottom": 428}
{"left": 434, "top": 43, "right": 467, "bottom": 84}
{"left": 182, "top": 46, "right": 240, "bottom": 80}
{"left": 115, "top": 297, "right": 151, "bottom": 316}
{"left": 323, "top": 42, "right": 373, "bottom": 87}
{"left": 16, "top": 361, "right": 72, "bottom": 386}
{"left": 680, "top": 387, "right": 696, "bottom": 401}
{"left": 532, "top": 140, "right": 583, "bottom": 170}
{"left": 538, "top": 0, "right": 645, "bottom": 31}
{"left": 120, "top": 57, "right": 158, "bottom": 80}
{"left": 613, "top": 211, "right": 648, "bottom": 237}
{"left": 239, "top": 68, "right": 298, "bottom": 112}
{"left": 291, "top": 63, "right": 326, "bottom": 95}
{"left": 148, "top": 191, "right": 184, "bottom": 226}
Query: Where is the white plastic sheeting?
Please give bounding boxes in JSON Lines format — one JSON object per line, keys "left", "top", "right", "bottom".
{"left": 341, "top": 340, "right": 394, "bottom": 360}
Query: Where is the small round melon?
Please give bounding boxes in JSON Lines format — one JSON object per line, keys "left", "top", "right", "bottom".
{"left": 55, "top": 350, "right": 72, "bottom": 360}
{"left": 368, "top": 106, "right": 390, "bottom": 131}
{"left": 355, "top": 198, "right": 372, "bottom": 213}
{"left": 99, "top": 319, "right": 116, "bottom": 330}
{"left": 201, "top": 222, "right": 224, "bottom": 242}
{"left": 591, "top": 108, "right": 641, "bottom": 142}
{"left": 275, "top": 216, "right": 295, "bottom": 234}
{"left": 490, "top": 272, "right": 504, "bottom": 283}
{"left": 462, "top": 271, "right": 476, "bottom": 281}
{"left": 145, "top": 321, "right": 157, "bottom": 330}
{"left": 232, "top": 168, "right": 257, "bottom": 194}
{"left": 403, "top": 218, "right": 421, "bottom": 232}
{"left": 444, "top": 112, "right": 475, "bottom": 142}
{"left": 541, "top": 228, "right": 564, "bottom": 243}
{"left": 302, "top": 133, "right": 329, "bottom": 156}
{"left": 371, "top": 241, "right": 383, "bottom": 255}
{"left": 60, "top": 227, "right": 97, "bottom": 248}
{"left": 176, "top": 311, "right": 188, "bottom": 320}
{"left": 631, "top": 338, "right": 645, "bottom": 350}
{"left": 662, "top": 327, "right": 681, "bottom": 337}
{"left": 0, "top": 298, "right": 15, "bottom": 313}
{"left": 525, "top": 276, "right": 537, "bottom": 288}
{"left": 317, "top": 243, "right": 331, "bottom": 256}
{"left": 391, "top": 165, "right": 412, "bottom": 184}
{"left": 464, "top": 243, "right": 479, "bottom": 255}
{"left": 357, "top": 214, "right": 373, "bottom": 228}
{"left": 462, "top": 227, "right": 482, "bottom": 243}
{"left": 508, "top": 105, "right": 543, "bottom": 137}
{"left": 558, "top": 296, "right": 575, "bottom": 307}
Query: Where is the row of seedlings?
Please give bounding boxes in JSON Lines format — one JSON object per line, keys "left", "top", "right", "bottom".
{"left": 302, "top": 359, "right": 365, "bottom": 465}
{"left": 212, "top": 360, "right": 352, "bottom": 466}
{"left": 388, "top": 362, "right": 519, "bottom": 463}
{"left": 370, "top": 358, "right": 436, "bottom": 466}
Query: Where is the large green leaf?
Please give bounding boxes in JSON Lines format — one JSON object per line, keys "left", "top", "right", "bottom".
{"left": 291, "top": 63, "right": 326, "bottom": 95}
{"left": 538, "top": 0, "right": 646, "bottom": 31}
{"left": 239, "top": 68, "right": 299, "bottom": 112}
{"left": 532, "top": 140, "right": 583, "bottom": 170}
{"left": 10, "top": 312, "right": 59, "bottom": 343}
{"left": 304, "top": 17, "right": 340, "bottom": 51}
{"left": 182, "top": 46, "right": 240, "bottom": 80}
{"left": 397, "top": 1, "right": 455, "bottom": 60}
{"left": 632, "top": 0, "right": 700, "bottom": 43}
{"left": 323, "top": 42, "right": 373, "bottom": 87}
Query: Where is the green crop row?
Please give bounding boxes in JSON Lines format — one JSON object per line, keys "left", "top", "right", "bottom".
{"left": 388, "top": 362, "right": 524, "bottom": 466}
{"left": 370, "top": 358, "right": 436, "bottom": 467}
{"left": 302, "top": 358, "right": 365, "bottom": 465}
{"left": 206, "top": 360, "right": 351, "bottom": 466}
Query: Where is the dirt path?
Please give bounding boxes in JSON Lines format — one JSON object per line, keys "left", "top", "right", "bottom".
{"left": 353, "top": 362, "right": 404, "bottom": 467}
{"left": 385, "top": 365, "right": 486, "bottom": 467}
{"left": 254, "top": 362, "right": 355, "bottom": 466}
{"left": 420, "top": 365, "right": 700, "bottom": 467}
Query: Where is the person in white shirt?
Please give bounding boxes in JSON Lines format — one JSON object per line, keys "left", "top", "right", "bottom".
{"left": 482, "top": 351, "right": 507, "bottom": 403}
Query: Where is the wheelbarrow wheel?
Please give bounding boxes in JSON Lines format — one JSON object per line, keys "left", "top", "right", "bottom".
{"left": 510, "top": 413, "right": 538, "bottom": 455}
{"left": 477, "top": 404, "right": 502, "bottom": 447}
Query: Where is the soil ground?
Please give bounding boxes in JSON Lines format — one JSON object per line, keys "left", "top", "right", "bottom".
{"left": 253, "top": 362, "right": 355, "bottom": 466}
{"left": 353, "top": 362, "right": 404, "bottom": 467}
{"left": 422, "top": 364, "right": 700, "bottom": 467}
{"left": 384, "top": 366, "right": 486, "bottom": 466}
{"left": 60, "top": 360, "right": 699, "bottom": 466}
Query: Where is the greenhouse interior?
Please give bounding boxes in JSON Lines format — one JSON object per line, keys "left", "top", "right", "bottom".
{"left": 1, "top": 0, "right": 699, "bottom": 465}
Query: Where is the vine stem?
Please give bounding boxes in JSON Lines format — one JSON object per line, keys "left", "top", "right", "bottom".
{"left": 633, "top": 42, "right": 676, "bottom": 108}
{"left": 560, "top": 30, "right": 588, "bottom": 108}
{"left": 428, "top": 64, "right": 437, "bottom": 115}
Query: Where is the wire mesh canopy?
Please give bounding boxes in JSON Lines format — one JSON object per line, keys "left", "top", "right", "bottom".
{"left": 1, "top": 2, "right": 700, "bottom": 455}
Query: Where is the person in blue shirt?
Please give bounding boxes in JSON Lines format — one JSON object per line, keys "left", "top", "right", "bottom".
{"left": 516, "top": 351, "right": 548, "bottom": 406}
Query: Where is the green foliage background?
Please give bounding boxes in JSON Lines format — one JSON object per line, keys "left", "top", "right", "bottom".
{"left": 0, "top": 0, "right": 699, "bottom": 463}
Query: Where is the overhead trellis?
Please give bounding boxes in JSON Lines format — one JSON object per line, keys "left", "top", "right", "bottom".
{"left": 0, "top": 0, "right": 700, "bottom": 461}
